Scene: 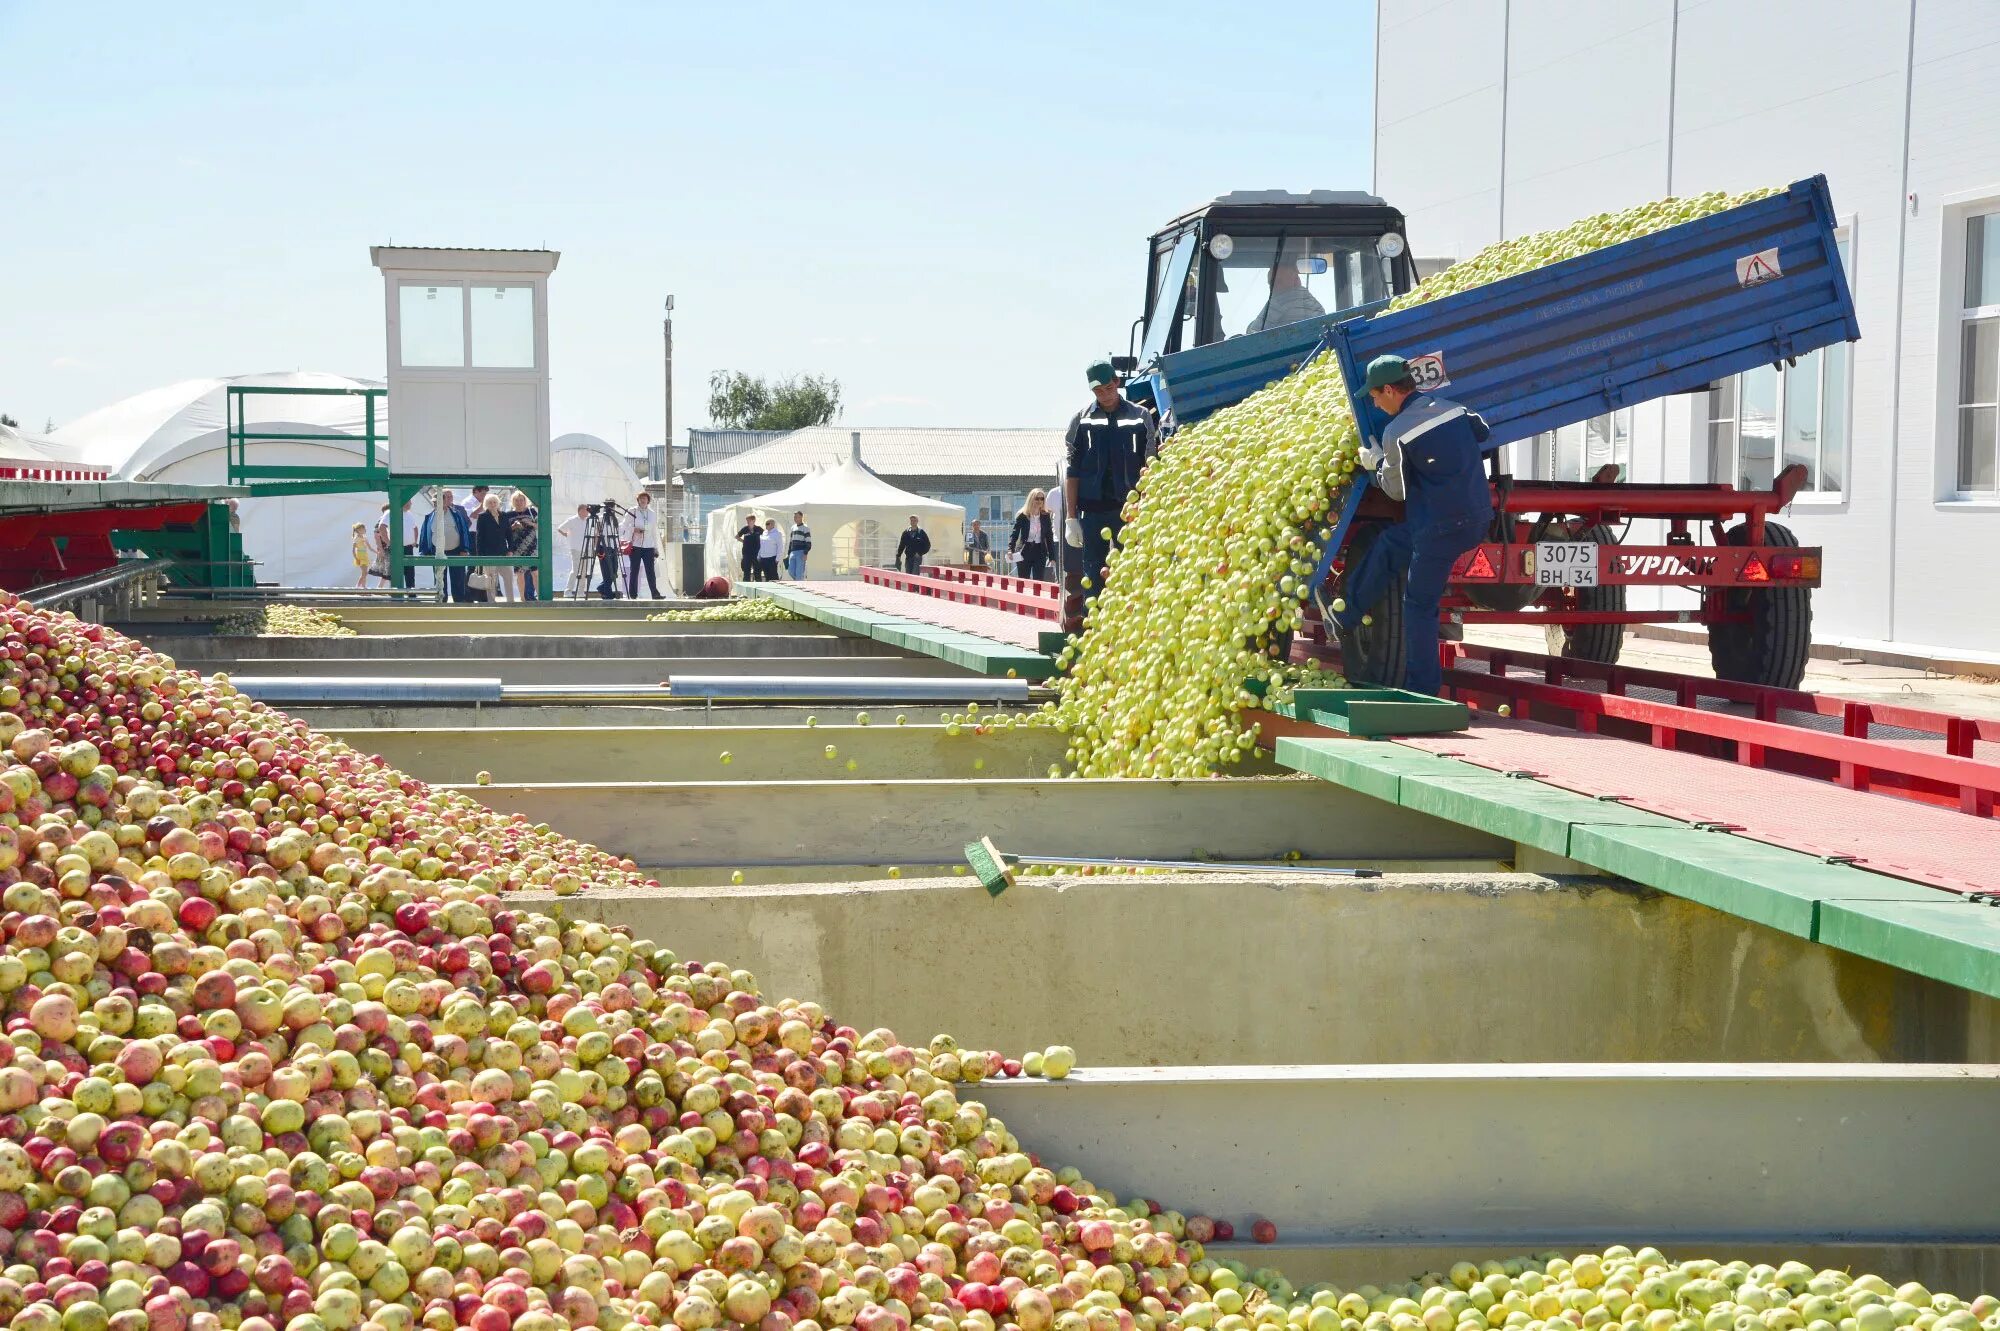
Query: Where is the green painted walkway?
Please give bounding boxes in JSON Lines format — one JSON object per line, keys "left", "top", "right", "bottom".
{"left": 1275, "top": 736, "right": 2000, "bottom": 999}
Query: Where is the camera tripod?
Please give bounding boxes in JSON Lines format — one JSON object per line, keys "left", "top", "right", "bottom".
{"left": 566, "top": 501, "right": 628, "bottom": 600}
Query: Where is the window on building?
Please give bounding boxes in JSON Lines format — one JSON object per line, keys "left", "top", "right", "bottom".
{"left": 398, "top": 284, "right": 465, "bottom": 367}
{"left": 471, "top": 285, "right": 536, "bottom": 368}
{"left": 1529, "top": 410, "right": 1631, "bottom": 482}
{"left": 1706, "top": 233, "right": 1851, "bottom": 495}
{"left": 1957, "top": 211, "right": 2000, "bottom": 494}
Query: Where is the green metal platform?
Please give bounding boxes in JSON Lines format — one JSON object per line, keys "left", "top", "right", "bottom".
{"left": 1274, "top": 735, "right": 2000, "bottom": 999}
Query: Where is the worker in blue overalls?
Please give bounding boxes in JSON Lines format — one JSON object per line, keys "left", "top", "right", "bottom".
{"left": 1329, "top": 354, "right": 1494, "bottom": 695}
{"left": 1062, "top": 359, "right": 1158, "bottom": 601}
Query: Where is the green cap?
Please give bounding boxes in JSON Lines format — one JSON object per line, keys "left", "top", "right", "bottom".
{"left": 1085, "top": 360, "right": 1116, "bottom": 388}
{"left": 1363, "top": 354, "right": 1411, "bottom": 391}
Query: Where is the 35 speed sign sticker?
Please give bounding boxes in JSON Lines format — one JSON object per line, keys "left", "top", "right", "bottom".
{"left": 1406, "top": 351, "right": 1449, "bottom": 391}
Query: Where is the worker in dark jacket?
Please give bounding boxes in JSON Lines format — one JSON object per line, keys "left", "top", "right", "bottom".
{"left": 1330, "top": 354, "right": 1494, "bottom": 695}
{"left": 1062, "top": 359, "right": 1158, "bottom": 595}
{"left": 894, "top": 516, "right": 931, "bottom": 575}
{"left": 736, "top": 514, "right": 763, "bottom": 585}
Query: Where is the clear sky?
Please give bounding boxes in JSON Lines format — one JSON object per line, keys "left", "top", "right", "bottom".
{"left": 0, "top": 2, "right": 1376, "bottom": 448}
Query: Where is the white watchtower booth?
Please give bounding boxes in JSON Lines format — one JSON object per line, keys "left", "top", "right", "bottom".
{"left": 370, "top": 246, "right": 560, "bottom": 591}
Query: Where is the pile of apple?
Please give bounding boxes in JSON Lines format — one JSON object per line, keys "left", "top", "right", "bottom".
{"left": 1043, "top": 190, "right": 1774, "bottom": 778}
{"left": 0, "top": 593, "right": 1184, "bottom": 1331}
{"left": 647, "top": 604, "right": 803, "bottom": 624}
{"left": 214, "top": 608, "right": 354, "bottom": 639}
{"left": 2, "top": 590, "right": 1990, "bottom": 1331}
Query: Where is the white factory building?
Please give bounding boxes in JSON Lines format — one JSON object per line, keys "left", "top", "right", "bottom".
{"left": 1375, "top": 0, "right": 2000, "bottom": 661}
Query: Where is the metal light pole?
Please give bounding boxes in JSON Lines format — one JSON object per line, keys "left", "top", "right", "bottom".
{"left": 662, "top": 295, "right": 675, "bottom": 467}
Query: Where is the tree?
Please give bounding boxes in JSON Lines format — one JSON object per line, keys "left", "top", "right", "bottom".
{"left": 0, "top": 414, "right": 16, "bottom": 429}
{"left": 707, "top": 371, "right": 842, "bottom": 431}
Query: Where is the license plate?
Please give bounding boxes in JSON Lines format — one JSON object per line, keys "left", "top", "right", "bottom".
{"left": 1533, "top": 541, "right": 1599, "bottom": 587}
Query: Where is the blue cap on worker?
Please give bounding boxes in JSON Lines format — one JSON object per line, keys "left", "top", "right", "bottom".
{"left": 1085, "top": 360, "right": 1117, "bottom": 388}
{"left": 1363, "top": 354, "right": 1411, "bottom": 391}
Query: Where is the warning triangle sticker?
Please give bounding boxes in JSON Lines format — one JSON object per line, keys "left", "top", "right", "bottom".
{"left": 1735, "top": 247, "right": 1783, "bottom": 287}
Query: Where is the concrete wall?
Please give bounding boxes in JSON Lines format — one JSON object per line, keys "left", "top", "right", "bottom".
{"left": 152, "top": 632, "right": 894, "bottom": 661}
{"left": 975, "top": 1065, "right": 2000, "bottom": 1244}
{"left": 205, "top": 655, "right": 969, "bottom": 684}
{"left": 335, "top": 724, "right": 1089, "bottom": 784}
{"left": 470, "top": 776, "right": 1506, "bottom": 868}
{"left": 294, "top": 702, "right": 1042, "bottom": 729}
{"left": 1376, "top": 0, "right": 2000, "bottom": 660}
{"left": 534, "top": 872, "right": 2000, "bottom": 1066}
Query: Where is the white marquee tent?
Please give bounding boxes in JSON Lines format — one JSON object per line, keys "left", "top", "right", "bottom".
{"left": 702, "top": 452, "right": 963, "bottom": 583}
{"left": 49, "top": 372, "right": 641, "bottom": 589}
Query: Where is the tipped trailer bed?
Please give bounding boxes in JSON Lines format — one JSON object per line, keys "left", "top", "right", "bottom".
{"left": 1307, "top": 175, "right": 1858, "bottom": 688}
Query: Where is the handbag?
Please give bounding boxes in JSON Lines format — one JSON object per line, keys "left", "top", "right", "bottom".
{"left": 466, "top": 570, "right": 493, "bottom": 592}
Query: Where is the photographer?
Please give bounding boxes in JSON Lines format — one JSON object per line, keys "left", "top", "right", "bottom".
{"left": 594, "top": 498, "right": 624, "bottom": 598}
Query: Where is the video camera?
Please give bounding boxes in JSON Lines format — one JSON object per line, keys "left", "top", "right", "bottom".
{"left": 588, "top": 499, "right": 629, "bottom": 518}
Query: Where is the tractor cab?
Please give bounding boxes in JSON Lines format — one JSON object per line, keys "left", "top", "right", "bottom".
{"left": 1122, "top": 191, "right": 1416, "bottom": 426}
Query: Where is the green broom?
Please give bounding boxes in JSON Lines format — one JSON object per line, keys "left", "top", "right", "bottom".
{"left": 964, "top": 836, "right": 1382, "bottom": 897}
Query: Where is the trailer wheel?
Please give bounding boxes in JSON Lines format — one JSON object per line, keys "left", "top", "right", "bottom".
{"left": 1328, "top": 524, "right": 1407, "bottom": 687}
{"left": 1710, "top": 521, "right": 1811, "bottom": 689}
{"left": 1544, "top": 525, "right": 1624, "bottom": 664}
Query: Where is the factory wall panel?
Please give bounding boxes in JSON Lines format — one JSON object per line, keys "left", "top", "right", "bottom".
{"left": 1500, "top": 0, "right": 1674, "bottom": 237}
{"left": 1376, "top": 0, "right": 1507, "bottom": 263}
{"left": 1374, "top": 0, "right": 2000, "bottom": 660}
{"left": 1893, "top": 0, "right": 2000, "bottom": 654}
{"left": 1671, "top": 1, "right": 1911, "bottom": 645}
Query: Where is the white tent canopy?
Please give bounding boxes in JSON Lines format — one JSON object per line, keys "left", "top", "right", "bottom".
{"left": 48, "top": 372, "right": 638, "bottom": 589}
{"left": 0, "top": 422, "right": 96, "bottom": 476}
{"left": 703, "top": 452, "right": 963, "bottom": 582}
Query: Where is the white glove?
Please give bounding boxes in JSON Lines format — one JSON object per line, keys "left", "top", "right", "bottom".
{"left": 1063, "top": 517, "right": 1085, "bottom": 548}
{"left": 1357, "top": 444, "right": 1384, "bottom": 472}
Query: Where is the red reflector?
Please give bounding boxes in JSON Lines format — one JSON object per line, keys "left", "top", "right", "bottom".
{"left": 1772, "top": 555, "right": 1799, "bottom": 578}
{"left": 1742, "top": 555, "right": 1770, "bottom": 583}
{"left": 1461, "top": 548, "right": 1498, "bottom": 580}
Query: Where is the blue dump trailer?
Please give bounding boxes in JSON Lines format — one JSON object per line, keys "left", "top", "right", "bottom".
{"left": 1121, "top": 176, "right": 1858, "bottom": 689}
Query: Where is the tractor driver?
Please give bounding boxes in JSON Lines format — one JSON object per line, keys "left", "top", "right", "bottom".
{"left": 1328, "top": 354, "right": 1494, "bottom": 696}
{"left": 1246, "top": 241, "right": 1326, "bottom": 334}
{"left": 1063, "top": 359, "right": 1159, "bottom": 601}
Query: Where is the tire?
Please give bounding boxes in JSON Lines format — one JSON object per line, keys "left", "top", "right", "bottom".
{"left": 1709, "top": 521, "right": 1811, "bottom": 688}
{"left": 1323, "top": 524, "right": 1407, "bottom": 687}
{"left": 1547, "top": 524, "right": 1624, "bottom": 664}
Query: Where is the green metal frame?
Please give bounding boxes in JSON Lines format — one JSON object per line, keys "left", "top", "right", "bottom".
{"left": 223, "top": 385, "right": 557, "bottom": 599}
{"left": 225, "top": 384, "right": 390, "bottom": 495}
{"left": 388, "top": 475, "right": 556, "bottom": 602}
{"left": 112, "top": 501, "right": 255, "bottom": 589}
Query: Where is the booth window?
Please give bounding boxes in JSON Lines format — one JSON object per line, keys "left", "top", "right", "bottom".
{"left": 399, "top": 285, "right": 465, "bottom": 367}
{"left": 472, "top": 285, "right": 536, "bottom": 368}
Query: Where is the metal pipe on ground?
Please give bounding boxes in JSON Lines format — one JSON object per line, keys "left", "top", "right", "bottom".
{"left": 229, "top": 677, "right": 505, "bottom": 704}
{"left": 663, "top": 677, "right": 1033, "bottom": 703}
